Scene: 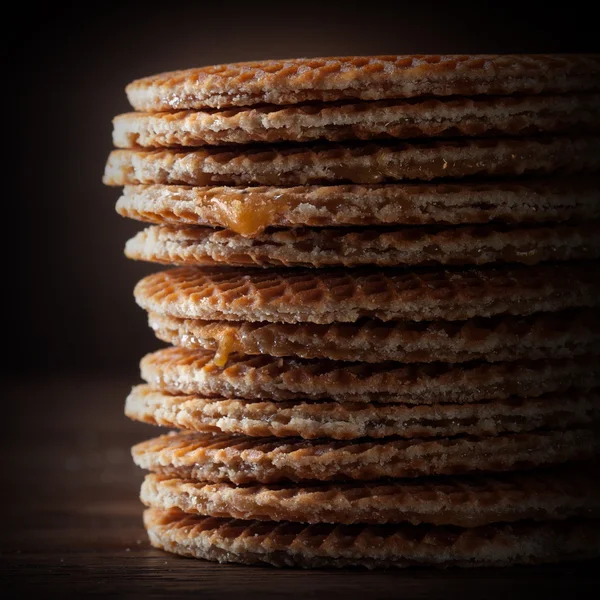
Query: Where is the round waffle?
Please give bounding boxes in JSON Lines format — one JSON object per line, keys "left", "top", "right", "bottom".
{"left": 103, "top": 137, "right": 600, "bottom": 186}
{"left": 134, "top": 264, "right": 600, "bottom": 324}
{"left": 126, "top": 384, "right": 600, "bottom": 440}
{"left": 147, "top": 309, "right": 600, "bottom": 363}
{"left": 144, "top": 508, "right": 600, "bottom": 567}
{"left": 125, "top": 222, "right": 600, "bottom": 268}
{"left": 140, "top": 463, "right": 600, "bottom": 526}
{"left": 140, "top": 347, "right": 600, "bottom": 404}
{"left": 125, "top": 55, "right": 600, "bottom": 110}
{"left": 131, "top": 429, "right": 600, "bottom": 484}
{"left": 116, "top": 178, "right": 600, "bottom": 236}
{"left": 113, "top": 94, "right": 600, "bottom": 147}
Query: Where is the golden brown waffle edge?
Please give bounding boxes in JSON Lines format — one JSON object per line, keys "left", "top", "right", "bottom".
{"left": 126, "top": 55, "right": 600, "bottom": 110}
{"left": 140, "top": 464, "right": 600, "bottom": 526}
{"left": 131, "top": 429, "right": 600, "bottom": 484}
{"left": 143, "top": 508, "right": 600, "bottom": 567}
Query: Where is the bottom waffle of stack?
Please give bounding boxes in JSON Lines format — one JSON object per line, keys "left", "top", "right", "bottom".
{"left": 127, "top": 342, "right": 600, "bottom": 568}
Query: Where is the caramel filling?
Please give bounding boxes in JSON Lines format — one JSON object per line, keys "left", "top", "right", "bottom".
{"left": 211, "top": 194, "right": 289, "bottom": 236}
{"left": 212, "top": 332, "right": 238, "bottom": 367}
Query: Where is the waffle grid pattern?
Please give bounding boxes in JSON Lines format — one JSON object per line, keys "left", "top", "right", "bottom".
{"left": 126, "top": 54, "right": 600, "bottom": 110}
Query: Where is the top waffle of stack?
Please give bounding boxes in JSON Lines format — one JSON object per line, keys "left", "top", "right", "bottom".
{"left": 123, "top": 55, "right": 600, "bottom": 110}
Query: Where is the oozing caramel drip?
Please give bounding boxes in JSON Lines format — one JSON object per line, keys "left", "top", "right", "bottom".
{"left": 211, "top": 193, "right": 289, "bottom": 236}
{"left": 212, "top": 332, "right": 238, "bottom": 367}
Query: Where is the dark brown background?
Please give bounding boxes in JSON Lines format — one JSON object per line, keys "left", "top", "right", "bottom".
{"left": 4, "top": 2, "right": 600, "bottom": 597}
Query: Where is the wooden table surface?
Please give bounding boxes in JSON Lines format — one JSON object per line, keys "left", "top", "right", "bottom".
{"left": 3, "top": 376, "right": 599, "bottom": 598}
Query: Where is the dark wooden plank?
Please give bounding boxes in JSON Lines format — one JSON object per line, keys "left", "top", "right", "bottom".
{"left": 3, "top": 377, "right": 599, "bottom": 598}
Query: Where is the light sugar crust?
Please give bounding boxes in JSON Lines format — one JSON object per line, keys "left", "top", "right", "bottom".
{"left": 125, "top": 222, "right": 600, "bottom": 268}
{"left": 133, "top": 263, "right": 600, "bottom": 324}
{"left": 147, "top": 309, "right": 600, "bottom": 364}
{"left": 140, "top": 347, "right": 600, "bottom": 404}
{"left": 131, "top": 429, "right": 600, "bottom": 484}
{"left": 103, "top": 137, "right": 600, "bottom": 186}
{"left": 116, "top": 178, "right": 600, "bottom": 237}
{"left": 125, "top": 55, "right": 600, "bottom": 110}
{"left": 125, "top": 384, "right": 600, "bottom": 440}
{"left": 143, "top": 508, "right": 600, "bottom": 567}
{"left": 140, "top": 464, "right": 600, "bottom": 526}
{"left": 113, "top": 94, "right": 600, "bottom": 148}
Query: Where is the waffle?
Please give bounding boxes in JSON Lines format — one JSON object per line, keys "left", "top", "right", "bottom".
{"left": 131, "top": 429, "right": 599, "bottom": 484}
{"left": 116, "top": 178, "right": 600, "bottom": 236}
{"left": 147, "top": 309, "right": 600, "bottom": 364}
{"left": 125, "top": 55, "right": 600, "bottom": 110}
{"left": 140, "top": 347, "right": 600, "bottom": 403}
{"left": 126, "top": 384, "right": 600, "bottom": 440}
{"left": 125, "top": 222, "right": 600, "bottom": 268}
{"left": 103, "top": 137, "right": 600, "bottom": 186}
{"left": 134, "top": 264, "right": 600, "bottom": 324}
{"left": 140, "top": 463, "right": 600, "bottom": 526}
{"left": 113, "top": 94, "right": 600, "bottom": 148}
{"left": 144, "top": 508, "right": 600, "bottom": 567}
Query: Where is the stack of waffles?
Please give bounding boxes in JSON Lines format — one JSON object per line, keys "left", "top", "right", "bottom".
{"left": 103, "top": 55, "right": 600, "bottom": 568}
